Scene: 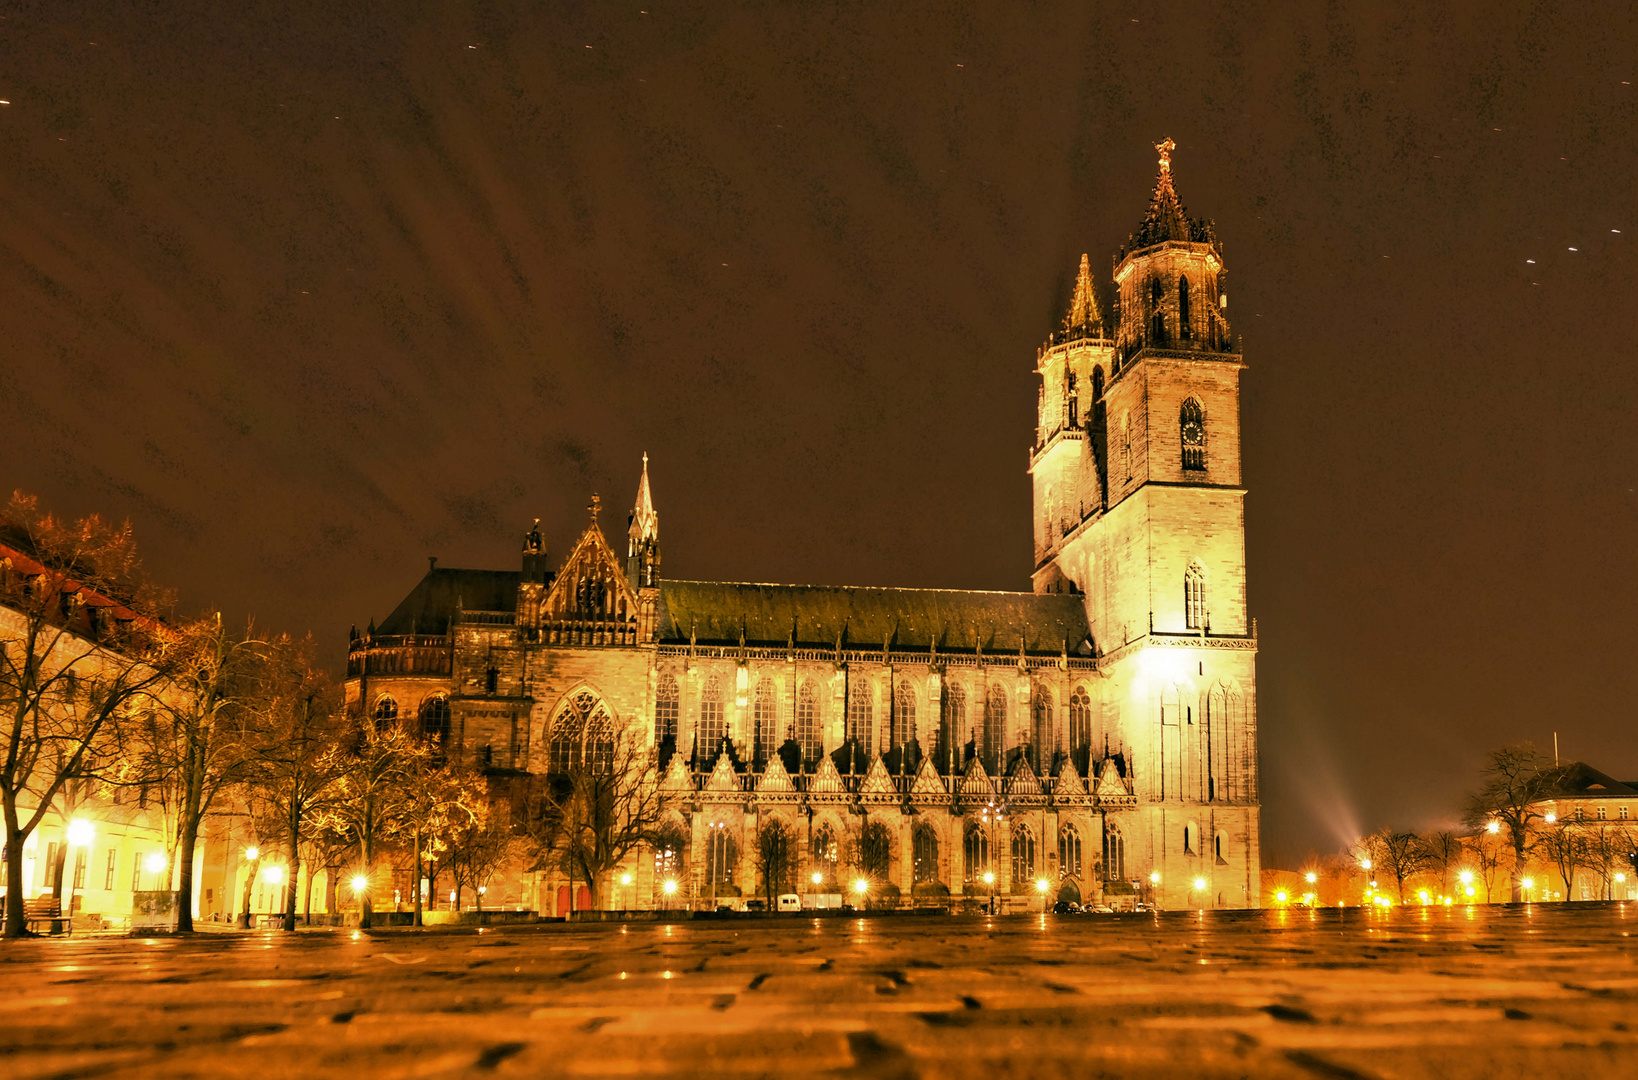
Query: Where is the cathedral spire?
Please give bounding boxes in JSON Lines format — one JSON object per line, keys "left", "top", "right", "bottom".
{"left": 1120, "top": 136, "right": 1216, "bottom": 259}
{"left": 626, "top": 453, "right": 660, "bottom": 588}
{"left": 1062, "top": 253, "right": 1103, "bottom": 337}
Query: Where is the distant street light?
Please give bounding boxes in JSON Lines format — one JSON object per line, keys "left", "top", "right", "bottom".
{"left": 812, "top": 872, "right": 823, "bottom": 886}
{"left": 66, "top": 818, "right": 95, "bottom": 847}
{"left": 1304, "top": 872, "right": 1317, "bottom": 885}
{"left": 1486, "top": 821, "right": 1501, "bottom": 835}
{"left": 245, "top": 846, "right": 260, "bottom": 861}
{"left": 983, "top": 870, "right": 996, "bottom": 915}
{"left": 261, "top": 865, "right": 285, "bottom": 885}
{"left": 351, "top": 875, "right": 368, "bottom": 893}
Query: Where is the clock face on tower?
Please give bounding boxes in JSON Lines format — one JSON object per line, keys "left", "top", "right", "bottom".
{"left": 1182, "top": 419, "right": 1204, "bottom": 447}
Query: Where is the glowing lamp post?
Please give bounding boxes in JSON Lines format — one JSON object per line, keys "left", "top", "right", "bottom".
{"left": 1274, "top": 890, "right": 1288, "bottom": 905}
{"left": 1035, "top": 878, "right": 1050, "bottom": 909}
{"left": 1192, "top": 877, "right": 1207, "bottom": 909}
{"left": 662, "top": 878, "right": 678, "bottom": 912}
{"left": 64, "top": 819, "right": 94, "bottom": 920}
{"left": 983, "top": 870, "right": 996, "bottom": 915}
{"left": 1486, "top": 821, "right": 1500, "bottom": 835}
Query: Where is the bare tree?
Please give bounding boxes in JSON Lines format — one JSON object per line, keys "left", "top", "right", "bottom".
{"left": 1421, "top": 830, "right": 1464, "bottom": 898}
{"left": 525, "top": 727, "right": 662, "bottom": 916}
{"left": 0, "top": 493, "right": 178, "bottom": 938}
{"left": 318, "top": 721, "right": 431, "bottom": 929}
{"left": 1465, "top": 743, "right": 1564, "bottom": 902}
{"left": 449, "top": 799, "right": 520, "bottom": 913}
{"left": 401, "top": 759, "right": 484, "bottom": 922}
{"left": 1583, "top": 824, "right": 1634, "bottom": 901}
{"left": 247, "top": 638, "right": 347, "bottom": 932}
{"left": 755, "top": 818, "right": 799, "bottom": 909}
{"left": 1466, "top": 826, "right": 1509, "bottom": 903}
{"left": 1535, "top": 821, "right": 1587, "bottom": 901}
{"left": 1360, "top": 829, "right": 1433, "bottom": 903}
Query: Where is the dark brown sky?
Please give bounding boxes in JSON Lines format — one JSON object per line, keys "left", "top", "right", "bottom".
{"left": 2, "top": 1, "right": 1634, "bottom": 864}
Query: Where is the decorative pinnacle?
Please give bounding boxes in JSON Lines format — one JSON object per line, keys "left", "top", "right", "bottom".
{"left": 1156, "top": 137, "right": 1175, "bottom": 173}
{"left": 589, "top": 493, "right": 601, "bottom": 523}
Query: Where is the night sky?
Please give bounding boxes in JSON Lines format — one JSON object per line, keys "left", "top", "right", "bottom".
{"left": 2, "top": 2, "right": 1634, "bottom": 866}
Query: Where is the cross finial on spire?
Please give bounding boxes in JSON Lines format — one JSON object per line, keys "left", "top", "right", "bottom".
{"left": 1156, "top": 137, "right": 1175, "bottom": 173}
{"left": 589, "top": 493, "right": 601, "bottom": 523}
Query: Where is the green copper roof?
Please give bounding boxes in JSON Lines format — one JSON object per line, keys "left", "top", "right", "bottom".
{"left": 656, "top": 579, "right": 1093, "bottom": 655}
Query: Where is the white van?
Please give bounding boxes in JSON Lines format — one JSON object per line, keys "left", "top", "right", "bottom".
{"left": 777, "top": 893, "right": 802, "bottom": 913}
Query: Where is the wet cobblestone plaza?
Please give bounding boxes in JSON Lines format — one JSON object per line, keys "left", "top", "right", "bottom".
{"left": 6, "top": 904, "right": 1638, "bottom": 1079}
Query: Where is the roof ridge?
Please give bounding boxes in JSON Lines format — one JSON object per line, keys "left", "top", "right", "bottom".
{"left": 663, "top": 578, "right": 1078, "bottom": 598}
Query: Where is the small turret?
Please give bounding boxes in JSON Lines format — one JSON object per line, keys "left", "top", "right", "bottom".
{"left": 521, "top": 517, "right": 549, "bottom": 583}
{"left": 1061, "top": 253, "right": 1104, "bottom": 340}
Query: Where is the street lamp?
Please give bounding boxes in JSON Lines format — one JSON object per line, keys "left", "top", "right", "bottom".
{"left": 1486, "top": 821, "right": 1501, "bottom": 835}
{"left": 662, "top": 877, "right": 677, "bottom": 912}
{"left": 64, "top": 819, "right": 95, "bottom": 921}
{"left": 1304, "top": 871, "right": 1317, "bottom": 885}
{"left": 245, "top": 845, "right": 260, "bottom": 861}
{"left": 853, "top": 878, "right": 869, "bottom": 909}
{"left": 1275, "top": 890, "right": 1288, "bottom": 904}
{"left": 262, "top": 865, "right": 284, "bottom": 885}
{"left": 811, "top": 871, "right": 823, "bottom": 886}
{"left": 1544, "top": 811, "right": 1557, "bottom": 823}
{"left": 983, "top": 870, "right": 996, "bottom": 915}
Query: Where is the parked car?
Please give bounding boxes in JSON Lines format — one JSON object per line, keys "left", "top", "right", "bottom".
{"left": 1051, "top": 900, "right": 1083, "bottom": 914}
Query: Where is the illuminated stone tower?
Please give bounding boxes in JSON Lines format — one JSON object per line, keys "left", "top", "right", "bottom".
{"left": 1031, "top": 139, "right": 1259, "bottom": 908}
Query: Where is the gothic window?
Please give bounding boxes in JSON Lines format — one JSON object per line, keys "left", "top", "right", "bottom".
{"left": 655, "top": 674, "right": 680, "bottom": 744}
{"left": 859, "top": 820, "right": 891, "bottom": 880}
{"left": 1067, "top": 374, "right": 1079, "bottom": 428}
{"left": 1180, "top": 397, "right": 1206, "bottom": 471}
{"left": 1068, "top": 687, "right": 1092, "bottom": 756}
{"left": 485, "top": 666, "right": 499, "bottom": 694}
{"left": 796, "top": 682, "right": 821, "bottom": 763}
{"left": 983, "top": 684, "right": 1007, "bottom": 772}
{"left": 1011, "top": 824, "right": 1037, "bottom": 885}
{"left": 940, "top": 683, "right": 966, "bottom": 766}
{"left": 848, "top": 678, "right": 873, "bottom": 755}
{"left": 1122, "top": 414, "right": 1133, "bottom": 481}
{"left": 892, "top": 680, "right": 916, "bottom": 751}
{"left": 1091, "top": 365, "right": 1105, "bottom": 404}
{"left": 963, "top": 823, "right": 991, "bottom": 883}
{"left": 1185, "top": 562, "right": 1206, "bottom": 630}
{"left": 418, "top": 695, "right": 451, "bottom": 743}
{"left": 913, "top": 824, "right": 939, "bottom": 884}
{"left": 548, "top": 690, "right": 615, "bottom": 773}
{"left": 704, "top": 825, "right": 738, "bottom": 890}
{"left": 1214, "top": 832, "right": 1228, "bottom": 865}
{"left": 372, "top": 695, "right": 398, "bottom": 728}
{"left": 1184, "top": 822, "right": 1199, "bottom": 855}
{"left": 1178, "top": 275, "right": 1192, "bottom": 338}
{"left": 698, "top": 675, "right": 725, "bottom": 759}
{"left": 1103, "top": 823, "right": 1126, "bottom": 881}
{"left": 1030, "top": 689, "right": 1053, "bottom": 770}
{"left": 652, "top": 826, "right": 685, "bottom": 887}
{"left": 575, "top": 571, "right": 608, "bottom": 615}
{"left": 752, "top": 680, "right": 777, "bottom": 762}
{"left": 1059, "top": 824, "right": 1083, "bottom": 879}
{"left": 1149, "top": 276, "right": 1166, "bottom": 344}
{"left": 812, "top": 823, "right": 839, "bottom": 884}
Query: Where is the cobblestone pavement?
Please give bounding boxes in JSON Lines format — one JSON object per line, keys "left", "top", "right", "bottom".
{"left": 5, "top": 904, "right": 1638, "bottom": 1079}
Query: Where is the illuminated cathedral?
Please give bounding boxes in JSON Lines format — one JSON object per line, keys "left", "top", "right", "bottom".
{"left": 345, "top": 140, "right": 1259, "bottom": 913}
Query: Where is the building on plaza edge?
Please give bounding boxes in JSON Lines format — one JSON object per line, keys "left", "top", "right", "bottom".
{"left": 344, "top": 139, "right": 1260, "bottom": 915}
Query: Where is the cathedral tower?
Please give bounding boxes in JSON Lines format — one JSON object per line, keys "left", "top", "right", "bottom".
{"left": 1032, "top": 139, "right": 1259, "bottom": 908}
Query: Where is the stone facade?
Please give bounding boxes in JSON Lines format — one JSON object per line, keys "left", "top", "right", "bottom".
{"left": 344, "top": 140, "right": 1259, "bottom": 913}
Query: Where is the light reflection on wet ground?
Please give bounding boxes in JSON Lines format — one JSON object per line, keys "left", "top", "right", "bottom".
{"left": 4, "top": 904, "right": 1638, "bottom": 1078}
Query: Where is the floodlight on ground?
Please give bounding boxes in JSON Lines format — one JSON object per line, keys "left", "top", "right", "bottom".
{"left": 351, "top": 875, "right": 368, "bottom": 893}
{"left": 662, "top": 879, "right": 678, "bottom": 895}
{"left": 67, "top": 818, "right": 95, "bottom": 846}
{"left": 262, "top": 865, "right": 285, "bottom": 885}
{"left": 245, "top": 846, "right": 260, "bottom": 861}
{"left": 144, "top": 853, "right": 166, "bottom": 874}
{"left": 1035, "top": 878, "right": 1050, "bottom": 894}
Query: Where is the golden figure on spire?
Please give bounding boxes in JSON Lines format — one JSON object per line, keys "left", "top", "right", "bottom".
{"left": 1156, "top": 137, "right": 1176, "bottom": 173}
{"left": 589, "top": 493, "right": 601, "bottom": 523}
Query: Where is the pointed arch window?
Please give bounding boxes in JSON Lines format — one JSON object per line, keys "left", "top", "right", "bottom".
{"left": 796, "top": 682, "right": 821, "bottom": 764}
{"left": 1030, "top": 689, "right": 1053, "bottom": 771}
{"left": 548, "top": 690, "right": 615, "bottom": 773}
{"left": 1010, "top": 824, "right": 1037, "bottom": 885}
{"left": 1059, "top": 824, "right": 1083, "bottom": 879}
{"left": 418, "top": 695, "right": 451, "bottom": 744}
{"left": 1103, "top": 823, "right": 1126, "bottom": 881}
{"left": 705, "top": 825, "right": 737, "bottom": 891}
{"left": 698, "top": 675, "right": 725, "bottom": 759}
{"left": 1185, "top": 562, "right": 1207, "bottom": 631}
{"left": 892, "top": 680, "right": 916, "bottom": 751}
{"left": 1180, "top": 397, "right": 1206, "bottom": 471}
{"left": 913, "top": 823, "right": 939, "bottom": 884}
{"left": 859, "top": 820, "right": 891, "bottom": 880}
{"left": 812, "top": 823, "right": 839, "bottom": 884}
{"left": 752, "top": 680, "right": 777, "bottom": 763}
{"left": 1178, "top": 275, "right": 1192, "bottom": 339}
{"left": 848, "top": 678, "right": 874, "bottom": 755}
{"left": 1149, "top": 276, "right": 1166, "bottom": 344}
{"left": 372, "top": 695, "right": 398, "bottom": 730}
{"left": 655, "top": 674, "right": 680, "bottom": 745}
{"left": 1122, "top": 414, "right": 1133, "bottom": 482}
{"left": 1068, "top": 688, "right": 1092, "bottom": 756}
{"left": 963, "top": 823, "right": 991, "bottom": 883}
{"left": 983, "top": 684, "right": 1008, "bottom": 773}
{"left": 940, "top": 682, "right": 966, "bottom": 771}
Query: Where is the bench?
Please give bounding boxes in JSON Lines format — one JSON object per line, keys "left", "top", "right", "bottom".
{"left": 24, "top": 897, "right": 70, "bottom": 935}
